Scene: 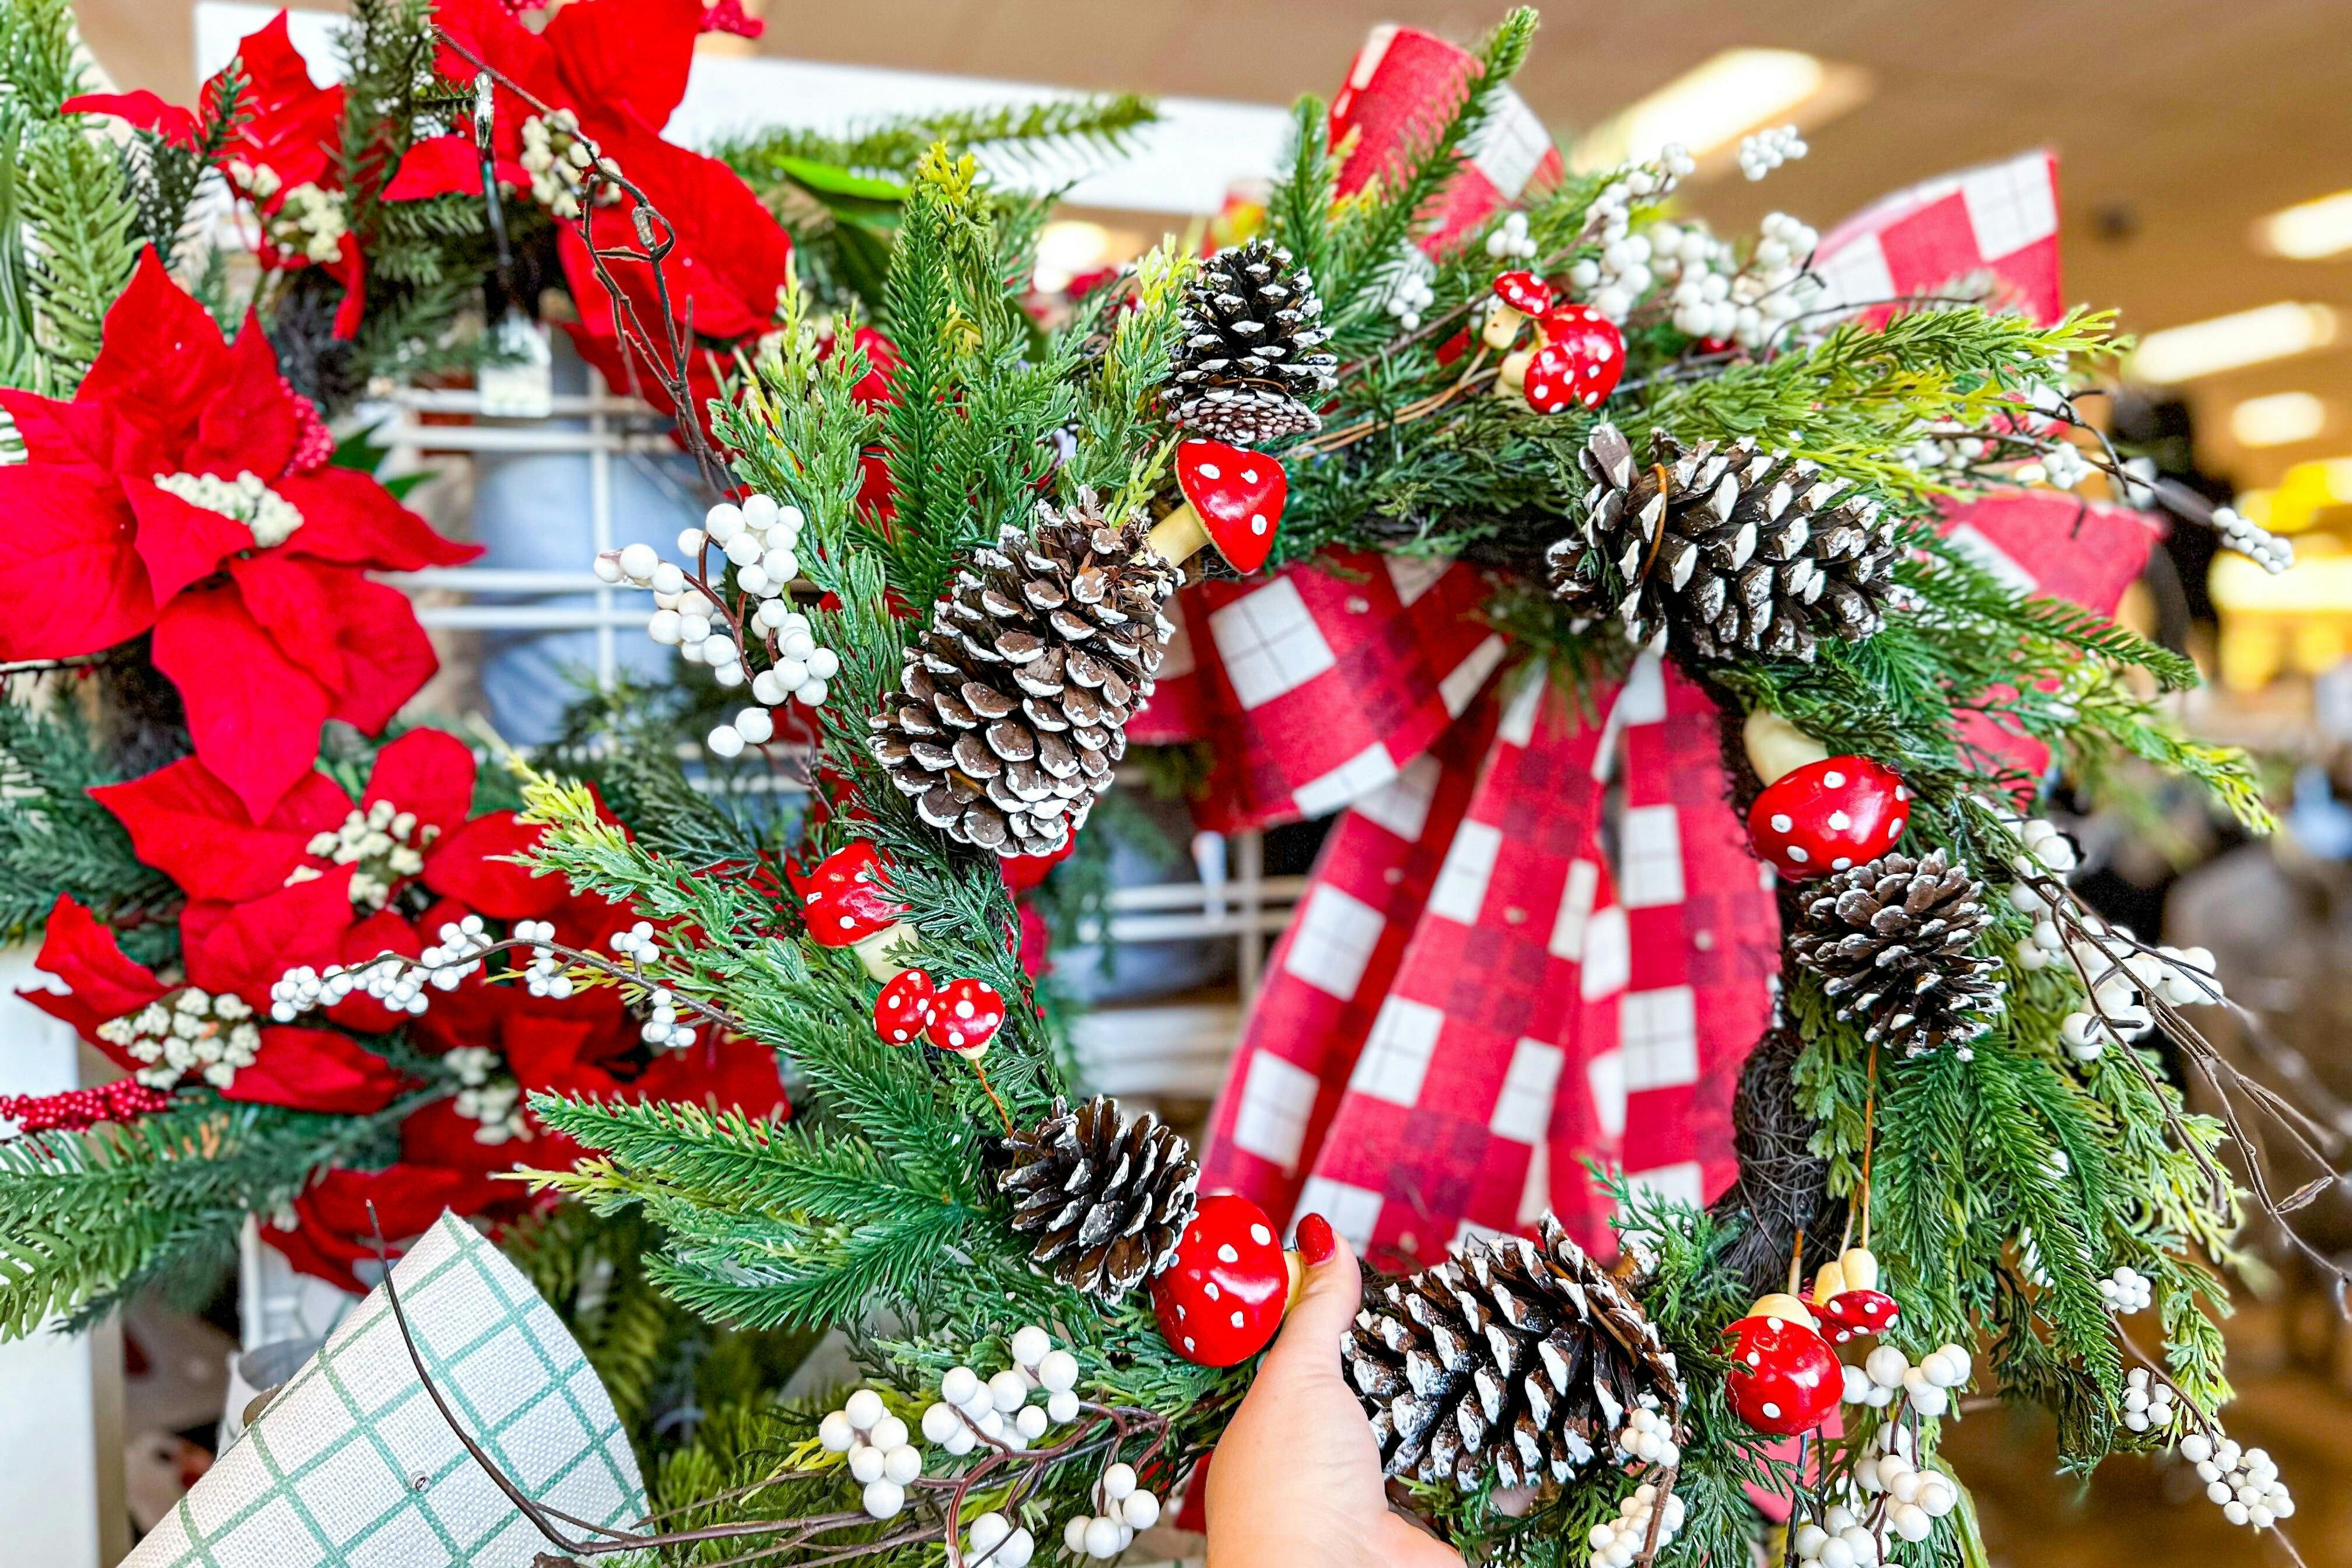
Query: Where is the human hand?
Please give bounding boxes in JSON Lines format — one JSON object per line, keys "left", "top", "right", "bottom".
{"left": 1204, "top": 1214, "right": 1464, "bottom": 1568}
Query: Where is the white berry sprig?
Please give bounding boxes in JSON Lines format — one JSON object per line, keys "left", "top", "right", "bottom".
{"left": 595, "top": 492, "right": 843, "bottom": 758}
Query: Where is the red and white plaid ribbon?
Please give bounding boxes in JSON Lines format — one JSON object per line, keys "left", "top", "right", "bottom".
{"left": 1813, "top": 149, "right": 2063, "bottom": 325}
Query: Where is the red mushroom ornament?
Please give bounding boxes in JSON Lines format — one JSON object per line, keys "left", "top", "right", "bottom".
{"left": 798, "top": 841, "right": 919, "bottom": 978}
{"left": 1483, "top": 270, "right": 1555, "bottom": 350}
{"left": 1746, "top": 755, "right": 1909, "bottom": 880}
{"left": 1503, "top": 303, "right": 1626, "bottom": 411}
{"left": 1810, "top": 1246, "right": 1901, "bottom": 1345}
{"left": 872, "top": 968, "right": 938, "bottom": 1045}
{"left": 1141, "top": 440, "right": 1287, "bottom": 576}
{"left": 1723, "top": 1297, "right": 1844, "bottom": 1436}
{"left": 1150, "top": 1192, "right": 1298, "bottom": 1367}
{"left": 923, "top": 977, "right": 1006, "bottom": 1059}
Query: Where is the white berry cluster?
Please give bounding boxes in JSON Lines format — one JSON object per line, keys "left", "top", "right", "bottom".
{"left": 96, "top": 988, "right": 260, "bottom": 1091}
{"left": 519, "top": 108, "right": 608, "bottom": 220}
{"left": 152, "top": 470, "right": 305, "bottom": 548}
{"left": 634, "top": 981, "right": 696, "bottom": 1051}
{"left": 224, "top": 159, "right": 282, "bottom": 202}
{"left": 2210, "top": 505, "right": 2294, "bottom": 575}
{"left": 818, "top": 1387, "right": 925, "bottom": 1521}
{"left": 1382, "top": 250, "right": 1436, "bottom": 331}
{"left": 1612, "top": 1405, "right": 1680, "bottom": 1469}
{"left": 267, "top": 181, "right": 349, "bottom": 266}
{"left": 1842, "top": 1341, "right": 1971, "bottom": 1420}
{"left": 1484, "top": 210, "right": 1538, "bottom": 262}
{"left": 1737, "top": 124, "right": 1809, "bottom": 181}
{"left": 2027, "top": 440, "right": 2094, "bottom": 491}
{"left": 2179, "top": 1428, "right": 2294, "bottom": 1530}
{"left": 596, "top": 495, "right": 841, "bottom": 756}
{"left": 270, "top": 915, "right": 498, "bottom": 1022}
{"left": 2122, "top": 1366, "right": 2176, "bottom": 1433}
{"left": 287, "top": 797, "right": 438, "bottom": 909}
{"left": 2100, "top": 1264, "right": 2155, "bottom": 1315}
{"left": 922, "top": 1325, "right": 1084, "bottom": 1458}
{"left": 1852, "top": 1423, "right": 1963, "bottom": 1544}
{"left": 610, "top": 921, "right": 662, "bottom": 965}
{"left": 1585, "top": 1480, "right": 1685, "bottom": 1568}
{"left": 444, "top": 1046, "right": 526, "bottom": 1143}
{"left": 964, "top": 1509, "right": 1038, "bottom": 1568}
{"left": 1792, "top": 1503, "right": 1891, "bottom": 1568}
{"left": 1063, "top": 1460, "right": 1161, "bottom": 1560}
{"left": 511, "top": 919, "right": 573, "bottom": 1000}
{"left": 1562, "top": 145, "right": 1695, "bottom": 323}
{"left": 1639, "top": 214, "right": 1822, "bottom": 349}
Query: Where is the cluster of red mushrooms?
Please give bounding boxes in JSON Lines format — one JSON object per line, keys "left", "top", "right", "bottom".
{"left": 1724, "top": 1245, "right": 1903, "bottom": 1436}
{"left": 1483, "top": 271, "right": 1628, "bottom": 414}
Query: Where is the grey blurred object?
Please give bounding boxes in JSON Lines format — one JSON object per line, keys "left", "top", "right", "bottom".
{"left": 1049, "top": 791, "right": 1236, "bottom": 1005}
{"left": 214, "top": 1338, "right": 320, "bottom": 1454}
{"left": 473, "top": 334, "right": 701, "bottom": 744}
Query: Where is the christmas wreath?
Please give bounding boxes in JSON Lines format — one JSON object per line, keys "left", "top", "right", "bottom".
{"left": 0, "top": 5, "right": 2333, "bottom": 1567}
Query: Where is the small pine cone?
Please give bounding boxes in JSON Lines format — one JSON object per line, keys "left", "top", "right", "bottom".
{"left": 1343, "top": 1217, "right": 1684, "bottom": 1491}
{"left": 1789, "top": 848, "right": 2004, "bottom": 1056}
{"left": 868, "top": 492, "right": 1178, "bottom": 858}
{"left": 996, "top": 1095, "right": 1200, "bottom": 1301}
{"left": 1546, "top": 424, "right": 1899, "bottom": 662}
{"left": 1164, "top": 239, "right": 1336, "bottom": 446}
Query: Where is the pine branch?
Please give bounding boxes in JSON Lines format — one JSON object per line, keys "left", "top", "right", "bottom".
{"left": 716, "top": 95, "right": 1158, "bottom": 186}
{"left": 0, "top": 692, "right": 178, "bottom": 946}
{"left": 19, "top": 122, "right": 139, "bottom": 391}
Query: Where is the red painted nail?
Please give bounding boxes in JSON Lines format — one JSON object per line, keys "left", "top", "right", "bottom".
{"left": 1297, "top": 1212, "right": 1335, "bottom": 1265}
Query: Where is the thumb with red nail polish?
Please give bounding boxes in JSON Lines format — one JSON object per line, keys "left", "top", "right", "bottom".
{"left": 1205, "top": 1214, "right": 1463, "bottom": 1568}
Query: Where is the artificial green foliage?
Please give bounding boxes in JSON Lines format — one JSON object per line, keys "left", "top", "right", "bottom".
{"left": 0, "top": 691, "right": 178, "bottom": 955}
{"left": 0, "top": 1097, "right": 416, "bottom": 1334}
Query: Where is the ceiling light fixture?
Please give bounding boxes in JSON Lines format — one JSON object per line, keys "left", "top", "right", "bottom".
{"left": 2230, "top": 391, "right": 2327, "bottom": 448}
{"left": 2253, "top": 191, "right": 2352, "bottom": 260}
{"left": 2130, "top": 303, "right": 2339, "bottom": 384}
{"left": 1568, "top": 48, "right": 1870, "bottom": 174}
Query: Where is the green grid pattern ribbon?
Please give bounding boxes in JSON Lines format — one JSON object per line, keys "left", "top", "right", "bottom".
{"left": 127, "top": 1212, "right": 645, "bottom": 1567}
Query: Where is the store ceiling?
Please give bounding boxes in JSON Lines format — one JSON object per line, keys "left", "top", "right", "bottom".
{"left": 79, "top": 0, "right": 2352, "bottom": 492}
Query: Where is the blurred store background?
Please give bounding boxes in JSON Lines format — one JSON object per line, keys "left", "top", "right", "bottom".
{"left": 6, "top": 1, "right": 2352, "bottom": 1563}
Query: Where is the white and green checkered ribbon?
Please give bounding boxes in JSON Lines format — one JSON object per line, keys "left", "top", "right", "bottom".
{"left": 128, "top": 1211, "right": 646, "bottom": 1567}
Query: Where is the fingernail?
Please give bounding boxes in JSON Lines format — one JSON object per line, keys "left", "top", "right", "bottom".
{"left": 1297, "top": 1212, "right": 1335, "bottom": 1264}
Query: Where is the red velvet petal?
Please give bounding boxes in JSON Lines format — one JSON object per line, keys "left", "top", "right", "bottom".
{"left": 78, "top": 251, "right": 231, "bottom": 449}
{"left": 180, "top": 869, "right": 356, "bottom": 1004}
{"left": 325, "top": 573, "right": 439, "bottom": 734}
{"left": 544, "top": 0, "right": 701, "bottom": 138}
{"left": 422, "top": 811, "right": 566, "bottom": 919}
{"left": 362, "top": 729, "right": 478, "bottom": 840}
{"left": 123, "top": 476, "right": 264, "bottom": 604}
{"left": 327, "top": 236, "right": 366, "bottom": 341}
{"left": 502, "top": 1010, "right": 623, "bottom": 1098}
{"left": 218, "top": 13, "right": 344, "bottom": 192}
{"left": 188, "top": 316, "right": 302, "bottom": 482}
{"left": 90, "top": 755, "right": 349, "bottom": 901}
{"left": 222, "top": 1026, "right": 405, "bottom": 1114}
{"left": 61, "top": 90, "right": 201, "bottom": 150}
{"left": 153, "top": 581, "right": 334, "bottom": 822}
{"left": 27, "top": 895, "right": 166, "bottom": 1024}
{"left": 635, "top": 1034, "right": 789, "bottom": 1119}
{"left": 0, "top": 388, "right": 118, "bottom": 467}
{"left": 382, "top": 135, "right": 484, "bottom": 200}
{"left": 263, "top": 1163, "right": 474, "bottom": 1290}
{"left": 223, "top": 552, "right": 347, "bottom": 690}
{"left": 275, "top": 464, "right": 481, "bottom": 569}
{"left": 0, "top": 464, "right": 155, "bottom": 659}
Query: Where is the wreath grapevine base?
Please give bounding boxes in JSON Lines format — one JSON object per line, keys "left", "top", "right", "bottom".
{"left": 1, "top": 7, "right": 2339, "bottom": 1568}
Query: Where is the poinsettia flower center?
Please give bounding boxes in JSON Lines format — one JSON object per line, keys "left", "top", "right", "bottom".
{"left": 152, "top": 469, "right": 306, "bottom": 548}
{"left": 290, "top": 797, "right": 438, "bottom": 909}
{"left": 444, "top": 1045, "right": 528, "bottom": 1144}
{"left": 518, "top": 108, "right": 612, "bottom": 219}
{"left": 224, "top": 158, "right": 283, "bottom": 201}
{"left": 266, "top": 181, "right": 349, "bottom": 267}
{"left": 93, "top": 986, "right": 260, "bottom": 1091}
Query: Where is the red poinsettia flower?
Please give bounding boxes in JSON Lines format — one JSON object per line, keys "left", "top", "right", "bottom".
{"left": 0, "top": 253, "right": 479, "bottom": 819}
{"left": 261, "top": 1163, "right": 480, "bottom": 1292}
{"left": 385, "top": 0, "right": 793, "bottom": 424}
{"left": 66, "top": 15, "right": 367, "bottom": 337}
{"left": 25, "top": 895, "right": 405, "bottom": 1114}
